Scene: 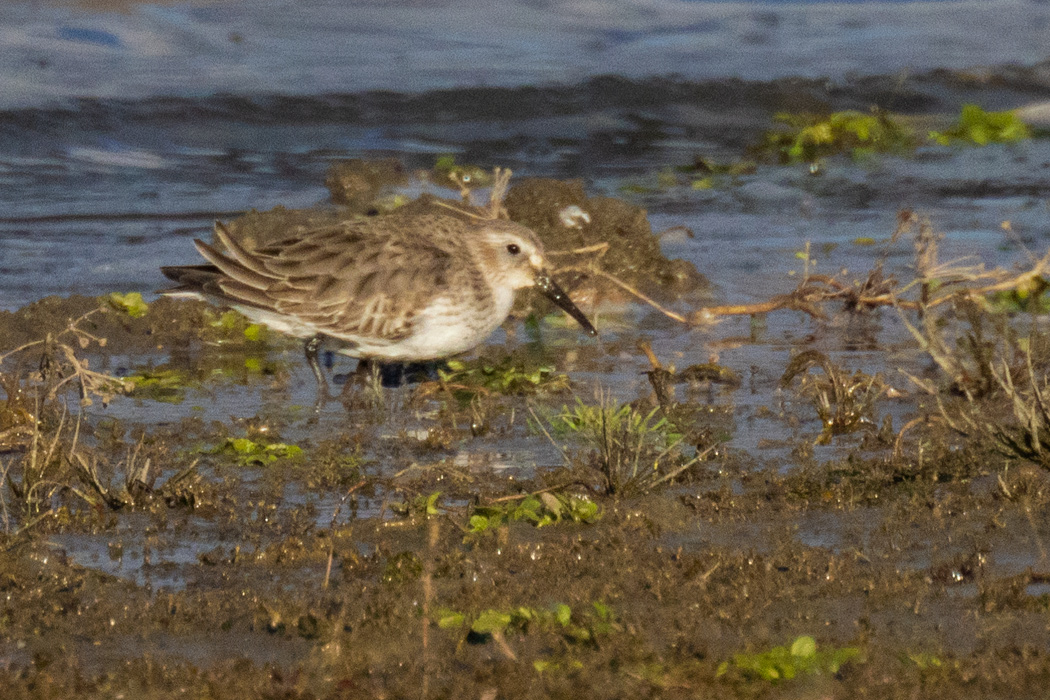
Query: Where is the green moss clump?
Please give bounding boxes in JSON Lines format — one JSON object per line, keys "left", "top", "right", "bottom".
{"left": 755, "top": 109, "right": 916, "bottom": 163}
{"left": 468, "top": 492, "right": 600, "bottom": 533}
{"left": 717, "top": 635, "right": 862, "bottom": 682}
{"left": 438, "top": 356, "right": 570, "bottom": 398}
{"left": 930, "top": 104, "right": 1032, "bottom": 146}
{"left": 104, "top": 292, "right": 149, "bottom": 318}
{"left": 431, "top": 155, "right": 493, "bottom": 191}
{"left": 210, "top": 437, "right": 303, "bottom": 466}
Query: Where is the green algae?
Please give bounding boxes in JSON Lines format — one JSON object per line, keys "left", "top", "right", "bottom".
{"left": 104, "top": 291, "right": 149, "bottom": 318}
{"left": 437, "top": 356, "right": 570, "bottom": 398}
{"left": 210, "top": 436, "right": 304, "bottom": 466}
{"left": 717, "top": 635, "right": 862, "bottom": 682}
{"left": 754, "top": 109, "right": 916, "bottom": 163}
{"left": 930, "top": 104, "right": 1032, "bottom": 146}
{"left": 468, "top": 492, "right": 600, "bottom": 533}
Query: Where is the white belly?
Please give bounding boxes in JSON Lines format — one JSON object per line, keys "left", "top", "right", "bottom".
{"left": 346, "top": 286, "right": 517, "bottom": 360}
{"left": 176, "top": 286, "right": 519, "bottom": 362}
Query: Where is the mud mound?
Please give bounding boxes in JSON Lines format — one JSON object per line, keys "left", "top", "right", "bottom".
{"left": 505, "top": 178, "right": 710, "bottom": 306}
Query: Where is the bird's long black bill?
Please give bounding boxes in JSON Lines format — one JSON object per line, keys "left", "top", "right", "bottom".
{"left": 535, "top": 274, "right": 598, "bottom": 336}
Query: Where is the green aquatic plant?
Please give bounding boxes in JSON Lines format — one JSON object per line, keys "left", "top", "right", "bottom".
{"left": 905, "top": 651, "right": 945, "bottom": 670}
{"left": 619, "top": 159, "right": 758, "bottom": 193}
{"left": 210, "top": 310, "right": 267, "bottom": 343}
{"left": 985, "top": 275, "right": 1050, "bottom": 314}
{"left": 532, "top": 657, "right": 584, "bottom": 675}
{"left": 105, "top": 291, "right": 149, "bottom": 318}
{"left": 930, "top": 104, "right": 1032, "bottom": 146}
{"left": 756, "top": 109, "right": 916, "bottom": 163}
{"left": 551, "top": 396, "right": 680, "bottom": 443}
{"left": 680, "top": 156, "right": 758, "bottom": 190}
{"left": 126, "top": 355, "right": 278, "bottom": 404}
{"left": 537, "top": 393, "right": 705, "bottom": 495}
{"left": 750, "top": 104, "right": 1029, "bottom": 167}
{"left": 436, "top": 601, "right": 617, "bottom": 646}
{"left": 468, "top": 491, "right": 600, "bottom": 534}
{"left": 124, "top": 368, "right": 193, "bottom": 404}
{"left": 617, "top": 167, "right": 692, "bottom": 194}
{"left": 618, "top": 181, "right": 659, "bottom": 195}
{"left": 431, "top": 155, "right": 493, "bottom": 193}
{"left": 438, "top": 356, "right": 570, "bottom": 398}
{"left": 390, "top": 490, "right": 443, "bottom": 518}
{"left": 210, "top": 437, "right": 303, "bottom": 466}
{"left": 716, "top": 635, "right": 861, "bottom": 682}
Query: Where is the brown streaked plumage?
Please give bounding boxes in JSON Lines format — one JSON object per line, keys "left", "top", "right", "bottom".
{"left": 160, "top": 213, "right": 597, "bottom": 406}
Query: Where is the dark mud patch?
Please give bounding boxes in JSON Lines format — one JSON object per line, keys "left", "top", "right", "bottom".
{"left": 0, "top": 294, "right": 278, "bottom": 356}
{"left": 4, "top": 438, "right": 1050, "bottom": 698}
{"left": 505, "top": 177, "right": 711, "bottom": 308}
{"left": 3, "top": 292, "right": 1050, "bottom": 698}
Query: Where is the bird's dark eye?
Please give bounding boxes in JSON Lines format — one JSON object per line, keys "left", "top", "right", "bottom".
{"left": 506, "top": 243, "right": 521, "bottom": 255}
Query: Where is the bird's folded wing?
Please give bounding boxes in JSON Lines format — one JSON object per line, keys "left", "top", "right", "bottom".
{"left": 238, "top": 226, "right": 456, "bottom": 342}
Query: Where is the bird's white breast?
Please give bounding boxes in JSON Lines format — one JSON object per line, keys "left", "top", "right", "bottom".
{"left": 352, "top": 284, "right": 517, "bottom": 360}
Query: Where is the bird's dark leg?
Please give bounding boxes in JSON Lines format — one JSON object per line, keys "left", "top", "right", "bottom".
{"left": 354, "top": 358, "right": 375, "bottom": 379}
{"left": 304, "top": 335, "right": 329, "bottom": 411}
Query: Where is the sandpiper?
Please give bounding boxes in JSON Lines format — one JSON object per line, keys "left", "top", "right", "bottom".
{"left": 160, "top": 213, "right": 597, "bottom": 406}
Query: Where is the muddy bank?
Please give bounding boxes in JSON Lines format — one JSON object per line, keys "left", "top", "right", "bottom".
{"left": 2, "top": 407, "right": 1050, "bottom": 698}
{"left": 3, "top": 296, "right": 1050, "bottom": 696}
{"left": 5, "top": 165, "right": 1050, "bottom": 697}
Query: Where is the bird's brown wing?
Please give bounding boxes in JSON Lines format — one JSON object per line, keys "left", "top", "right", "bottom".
{"left": 197, "top": 220, "right": 456, "bottom": 342}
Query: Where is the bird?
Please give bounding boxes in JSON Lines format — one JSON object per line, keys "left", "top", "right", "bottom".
{"left": 160, "top": 212, "right": 597, "bottom": 407}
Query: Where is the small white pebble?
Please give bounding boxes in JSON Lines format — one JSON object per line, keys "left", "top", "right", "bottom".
{"left": 558, "top": 205, "right": 591, "bottom": 228}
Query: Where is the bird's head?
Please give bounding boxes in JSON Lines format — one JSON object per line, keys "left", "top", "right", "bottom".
{"left": 473, "top": 220, "right": 597, "bottom": 336}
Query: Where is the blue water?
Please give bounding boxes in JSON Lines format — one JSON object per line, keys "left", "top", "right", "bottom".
{"left": 0, "top": 1, "right": 1046, "bottom": 108}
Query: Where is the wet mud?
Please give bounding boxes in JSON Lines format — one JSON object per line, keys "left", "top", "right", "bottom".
{"left": 4, "top": 169, "right": 1050, "bottom": 699}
